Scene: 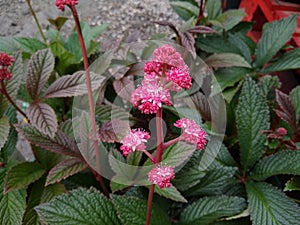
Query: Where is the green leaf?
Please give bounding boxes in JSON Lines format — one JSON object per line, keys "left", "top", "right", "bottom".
{"left": 14, "top": 38, "right": 47, "bottom": 53}
{"left": 43, "top": 71, "right": 106, "bottom": 99}
{"left": 254, "top": 15, "right": 297, "bottom": 68}
{"left": 26, "top": 49, "right": 55, "bottom": 99}
{"left": 290, "top": 86, "right": 300, "bottom": 120}
{"left": 284, "top": 176, "right": 300, "bottom": 191}
{"left": 48, "top": 17, "right": 68, "bottom": 31}
{"left": 236, "top": 76, "right": 270, "bottom": 173}
{"left": 0, "top": 117, "right": 10, "bottom": 151}
{"left": 4, "top": 162, "right": 46, "bottom": 193}
{"left": 206, "top": 0, "right": 222, "bottom": 20}
{"left": 212, "top": 9, "right": 246, "bottom": 31}
{"left": 46, "top": 158, "right": 87, "bottom": 186}
{"left": 228, "top": 33, "right": 252, "bottom": 63}
{"left": 196, "top": 36, "right": 241, "bottom": 54}
{"left": 261, "top": 48, "right": 300, "bottom": 73}
{"left": 180, "top": 196, "right": 247, "bottom": 225}
{"left": 27, "top": 103, "right": 58, "bottom": 138}
{"left": 111, "top": 195, "right": 171, "bottom": 225}
{"left": 251, "top": 150, "right": 300, "bottom": 181}
{"left": 0, "top": 37, "right": 21, "bottom": 53}
{"left": 154, "top": 184, "right": 187, "bottom": 203}
{"left": 170, "top": 1, "right": 198, "bottom": 20}
{"left": 246, "top": 182, "right": 300, "bottom": 225}
{"left": 0, "top": 189, "right": 26, "bottom": 225}
{"left": 258, "top": 75, "right": 281, "bottom": 98}
{"left": 205, "top": 53, "right": 251, "bottom": 69}
{"left": 36, "top": 187, "right": 121, "bottom": 225}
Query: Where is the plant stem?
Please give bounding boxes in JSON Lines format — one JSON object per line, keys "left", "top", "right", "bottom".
{"left": 70, "top": 5, "right": 108, "bottom": 196}
{"left": 0, "top": 80, "right": 28, "bottom": 119}
{"left": 163, "top": 136, "right": 181, "bottom": 150}
{"left": 195, "top": 0, "right": 204, "bottom": 26}
{"left": 145, "top": 108, "right": 164, "bottom": 225}
{"left": 26, "top": 0, "right": 47, "bottom": 43}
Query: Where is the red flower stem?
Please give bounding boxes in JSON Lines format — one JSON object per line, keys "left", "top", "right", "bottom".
{"left": 163, "top": 136, "right": 181, "bottom": 150}
{"left": 145, "top": 108, "right": 164, "bottom": 225}
{"left": 26, "top": 0, "right": 47, "bottom": 43}
{"left": 0, "top": 80, "right": 28, "bottom": 120}
{"left": 195, "top": 0, "right": 204, "bottom": 26}
{"left": 70, "top": 5, "right": 108, "bottom": 196}
{"left": 141, "top": 150, "right": 155, "bottom": 164}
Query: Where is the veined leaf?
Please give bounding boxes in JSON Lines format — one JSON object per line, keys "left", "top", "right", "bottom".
{"left": 14, "top": 37, "right": 47, "bottom": 53}
{"left": 0, "top": 117, "right": 10, "bottom": 151}
{"left": 206, "top": 0, "right": 222, "bottom": 20}
{"left": 113, "top": 76, "right": 135, "bottom": 101}
{"left": 170, "top": 1, "right": 198, "bottom": 21}
{"left": 36, "top": 188, "right": 121, "bottom": 225}
{"left": 205, "top": 53, "right": 251, "bottom": 69}
{"left": 16, "top": 125, "right": 81, "bottom": 158}
{"left": 180, "top": 196, "right": 246, "bottom": 225}
{"left": 98, "top": 119, "right": 130, "bottom": 143}
{"left": 4, "top": 162, "right": 46, "bottom": 193}
{"left": 27, "top": 103, "right": 58, "bottom": 138}
{"left": 261, "top": 48, "right": 300, "bottom": 73}
{"left": 213, "top": 9, "right": 246, "bottom": 31}
{"left": 290, "top": 86, "right": 300, "bottom": 120}
{"left": 26, "top": 49, "right": 54, "bottom": 99}
{"left": 154, "top": 184, "right": 187, "bottom": 203}
{"left": 43, "top": 71, "right": 105, "bottom": 99}
{"left": 46, "top": 158, "right": 87, "bottom": 186}
{"left": 254, "top": 15, "right": 297, "bottom": 68}
{"left": 258, "top": 75, "right": 281, "bottom": 98}
{"left": 111, "top": 195, "right": 171, "bottom": 225}
{"left": 251, "top": 150, "right": 300, "bottom": 180}
{"left": 246, "top": 182, "right": 300, "bottom": 225}
{"left": 236, "top": 77, "right": 270, "bottom": 173}
{"left": 179, "top": 31, "right": 196, "bottom": 58}
{"left": 284, "top": 176, "right": 300, "bottom": 191}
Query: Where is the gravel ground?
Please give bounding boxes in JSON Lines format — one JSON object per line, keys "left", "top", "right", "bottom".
{"left": 0, "top": 0, "right": 181, "bottom": 40}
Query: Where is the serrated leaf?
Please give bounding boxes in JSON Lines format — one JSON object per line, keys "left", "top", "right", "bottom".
{"left": 170, "top": 1, "right": 198, "bottom": 20}
{"left": 14, "top": 38, "right": 47, "bottom": 53}
{"left": 36, "top": 187, "right": 121, "bottom": 225}
{"left": 191, "top": 92, "right": 212, "bottom": 121}
{"left": 205, "top": 53, "right": 251, "bottom": 69}
{"left": 46, "top": 158, "right": 87, "bottom": 186}
{"left": 111, "top": 195, "right": 171, "bottom": 225}
{"left": 113, "top": 76, "right": 135, "bottom": 101}
{"left": 246, "top": 182, "right": 300, "bottom": 225}
{"left": 5, "top": 51, "right": 23, "bottom": 102}
{"left": 228, "top": 33, "right": 252, "bottom": 63}
{"left": 95, "top": 104, "right": 132, "bottom": 122}
{"left": 254, "top": 15, "right": 297, "bottom": 68}
{"left": 180, "top": 196, "right": 246, "bottom": 225}
{"left": 258, "top": 75, "right": 281, "bottom": 98}
{"left": 26, "top": 49, "right": 54, "bottom": 99}
{"left": 206, "top": 0, "right": 222, "bottom": 19}
{"left": 0, "top": 189, "right": 26, "bottom": 225}
{"left": 290, "top": 86, "right": 300, "bottom": 120}
{"left": 16, "top": 125, "right": 81, "bottom": 158}
{"left": 48, "top": 17, "right": 68, "bottom": 31}
{"left": 154, "top": 184, "right": 187, "bottom": 203}
{"left": 251, "top": 150, "right": 300, "bottom": 180}
{"left": 213, "top": 9, "right": 246, "bottom": 31}
{"left": 196, "top": 36, "right": 241, "bottom": 54}
{"left": 98, "top": 119, "right": 130, "bottom": 143}
{"left": 275, "top": 89, "right": 297, "bottom": 130}
{"left": 284, "top": 176, "right": 300, "bottom": 191}
{"left": 4, "top": 162, "right": 46, "bottom": 193}
{"left": 236, "top": 76, "right": 270, "bottom": 173}
{"left": 27, "top": 103, "right": 58, "bottom": 138}
{"left": 261, "top": 48, "right": 300, "bottom": 73}
{"left": 0, "top": 117, "right": 10, "bottom": 151}
{"left": 179, "top": 31, "right": 196, "bottom": 58}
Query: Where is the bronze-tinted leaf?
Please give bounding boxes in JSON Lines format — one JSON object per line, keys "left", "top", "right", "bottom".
{"left": 48, "top": 17, "right": 68, "bottom": 31}
{"left": 16, "top": 124, "right": 81, "bottom": 158}
{"left": 187, "top": 25, "right": 217, "bottom": 34}
{"left": 113, "top": 76, "right": 135, "bottom": 101}
{"left": 179, "top": 32, "right": 196, "bottom": 58}
{"left": 99, "top": 119, "right": 130, "bottom": 143}
{"left": 191, "top": 92, "right": 211, "bottom": 121}
{"left": 27, "top": 103, "right": 58, "bottom": 138}
{"left": 26, "top": 49, "right": 54, "bottom": 99}
{"left": 275, "top": 89, "right": 297, "bottom": 130}
{"left": 43, "top": 71, "right": 105, "bottom": 99}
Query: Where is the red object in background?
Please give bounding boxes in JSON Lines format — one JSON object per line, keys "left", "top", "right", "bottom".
{"left": 239, "top": 0, "right": 300, "bottom": 46}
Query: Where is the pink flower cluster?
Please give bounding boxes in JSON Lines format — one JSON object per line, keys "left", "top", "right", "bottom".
{"left": 0, "top": 53, "right": 14, "bottom": 81}
{"left": 120, "top": 129, "right": 150, "bottom": 156}
{"left": 131, "top": 45, "right": 192, "bottom": 114}
{"left": 174, "top": 118, "right": 207, "bottom": 150}
{"left": 148, "top": 165, "right": 175, "bottom": 188}
{"left": 55, "top": 0, "right": 78, "bottom": 11}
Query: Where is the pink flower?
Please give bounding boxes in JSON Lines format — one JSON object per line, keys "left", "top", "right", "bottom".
{"left": 148, "top": 165, "right": 175, "bottom": 188}
{"left": 120, "top": 129, "right": 150, "bottom": 156}
{"left": 0, "top": 53, "right": 14, "bottom": 67}
{"left": 130, "top": 76, "right": 172, "bottom": 114}
{"left": 277, "top": 127, "right": 287, "bottom": 137}
{"left": 55, "top": 0, "right": 78, "bottom": 11}
{"left": 174, "top": 118, "right": 207, "bottom": 150}
{"left": 0, "top": 68, "right": 13, "bottom": 81}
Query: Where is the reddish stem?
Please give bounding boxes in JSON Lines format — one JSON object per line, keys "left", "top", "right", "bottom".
{"left": 195, "top": 0, "right": 204, "bottom": 26}
{"left": 0, "top": 80, "right": 28, "bottom": 120}
{"left": 70, "top": 5, "right": 108, "bottom": 196}
{"left": 145, "top": 108, "right": 164, "bottom": 225}
{"left": 163, "top": 136, "right": 181, "bottom": 150}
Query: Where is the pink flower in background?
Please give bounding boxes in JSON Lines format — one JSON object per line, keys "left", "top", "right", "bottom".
{"left": 174, "top": 118, "right": 207, "bottom": 150}
{"left": 55, "top": 0, "right": 78, "bottom": 11}
{"left": 0, "top": 53, "right": 14, "bottom": 67}
{"left": 120, "top": 129, "right": 150, "bottom": 156}
{"left": 148, "top": 165, "right": 175, "bottom": 188}
{"left": 277, "top": 127, "right": 287, "bottom": 137}
{"left": 130, "top": 76, "right": 172, "bottom": 114}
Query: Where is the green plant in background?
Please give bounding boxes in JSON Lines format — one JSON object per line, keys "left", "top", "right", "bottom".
{"left": 0, "top": 0, "right": 300, "bottom": 225}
